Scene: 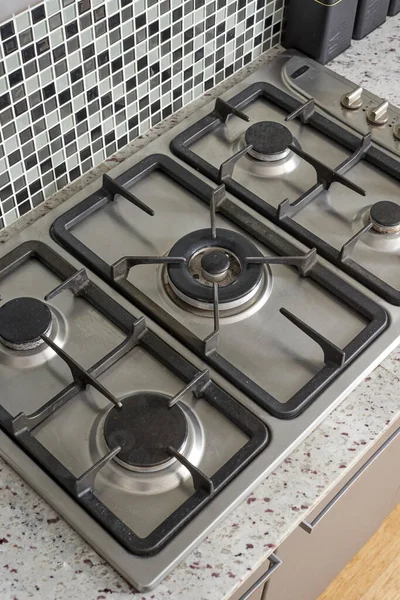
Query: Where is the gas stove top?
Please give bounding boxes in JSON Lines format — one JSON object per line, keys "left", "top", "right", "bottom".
{"left": 0, "top": 50, "right": 400, "bottom": 593}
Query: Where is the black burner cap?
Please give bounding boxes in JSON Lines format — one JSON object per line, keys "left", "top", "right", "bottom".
{"left": 104, "top": 393, "right": 188, "bottom": 468}
{"left": 370, "top": 201, "right": 400, "bottom": 229}
{"left": 201, "top": 250, "right": 230, "bottom": 276}
{"left": 245, "top": 121, "right": 293, "bottom": 157}
{"left": 0, "top": 297, "right": 52, "bottom": 349}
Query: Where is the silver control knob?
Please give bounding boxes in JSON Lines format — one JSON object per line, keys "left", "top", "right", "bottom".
{"left": 394, "top": 122, "right": 400, "bottom": 141}
{"left": 340, "top": 86, "right": 363, "bottom": 110}
{"left": 367, "top": 100, "right": 389, "bottom": 125}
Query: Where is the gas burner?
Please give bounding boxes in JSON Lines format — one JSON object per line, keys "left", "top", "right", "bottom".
{"left": 166, "top": 228, "right": 265, "bottom": 311}
{"left": 369, "top": 201, "right": 400, "bottom": 234}
{"left": 104, "top": 392, "right": 188, "bottom": 471}
{"left": 0, "top": 297, "right": 52, "bottom": 351}
{"left": 245, "top": 121, "right": 294, "bottom": 162}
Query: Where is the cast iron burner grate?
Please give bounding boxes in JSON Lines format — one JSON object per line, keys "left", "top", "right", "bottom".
{"left": 170, "top": 88, "right": 400, "bottom": 305}
{"left": 51, "top": 154, "right": 387, "bottom": 419}
{"left": 0, "top": 241, "right": 268, "bottom": 556}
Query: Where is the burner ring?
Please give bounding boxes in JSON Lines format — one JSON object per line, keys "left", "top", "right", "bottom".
{"left": 104, "top": 392, "right": 188, "bottom": 469}
{"left": 167, "top": 228, "right": 264, "bottom": 308}
{"left": 245, "top": 121, "right": 294, "bottom": 162}
{"left": 369, "top": 201, "right": 400, "bottom": 234}
{"left": 0, "top": 297, "right": 52, "bottom": 351}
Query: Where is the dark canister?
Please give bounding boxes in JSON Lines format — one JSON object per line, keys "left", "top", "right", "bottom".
{"left": 388, "top": 0, "right": 400, "bottom": 15}
{"left": 283, "top": 0, "right": 359, "bottom": 65}
{"left": 353, "top": 0, "right": 391, "bottom": 39}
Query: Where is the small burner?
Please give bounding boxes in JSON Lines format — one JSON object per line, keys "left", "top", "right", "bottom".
{"left": 201, "top": 250, "right": 230, "bottom": 282}
{"left": 104, "top": 393, "right": 188, "bottom": 470}
{"left": 167, "top": 228, "right": 264, "bottom": 310}
{"left": 245, "top": 121, "right": 294, "bottom": 162}
{"left": 369, "top": 201, "right": 400, "bottom": 234}
{"left": 0, "top": 297, "right": 52, "bottom": 351}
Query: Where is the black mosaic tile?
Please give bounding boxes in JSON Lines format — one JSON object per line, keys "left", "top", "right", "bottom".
{"left": 97, "top": 50, "right": 109, "bottom": 66}
{"left": 75, "top": 107, "right": 87, "bottom": 123}
{"left": 0, "top": 21, "right": 14, "bottom": 41}
{"left": 69, "top": 166, "right": 81, "bottom": 181}
{"left": 55, "top": 163, "right": 66, "bottom": 177}
{"left": 32, "top": 105, "right": 44, "bottom": 121}
{"left": 3, "top": 36, "right": 18, "bottom": 55}
{"left": 16, "top": 187, "right": 28, "bottom": 204}
{"left": 65, "top": 21, "right": 78, "bottom": 38}
{"left": 70, "top": 66, "right": 83, "bottom": 82}
{"left": 135, "top": 13, "right": 146, "bottom": 29}
{"left": 109, "top": 13, "right": 120, "bottom": 29}
{"left": 91, "top": 125, "right": 102, "bottom": 141}
{"left": 0, "top": 93, "right": 10, "bottom": 111}
{"left": 53, "top": 44, "right": 66, "bottom": 62}
{"left": 8, "top": 69, "right": 23, "bottom": 87}
{"left": 0, "top": 185, "right": 12, "bottom": 201}
{"left": 32, "top": 5, "right": 46, "bottom": 24}
{"left": 19, "top": 200, "right": 32, "bottom": 216}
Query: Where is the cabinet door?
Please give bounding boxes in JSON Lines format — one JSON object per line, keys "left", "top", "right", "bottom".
{"left": 264, "top": 424, "right": 400, "bottom": 600}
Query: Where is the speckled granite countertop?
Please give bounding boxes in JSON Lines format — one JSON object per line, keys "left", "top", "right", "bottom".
{"left": 1, "top": 15, "right": 400, "bottom": 600}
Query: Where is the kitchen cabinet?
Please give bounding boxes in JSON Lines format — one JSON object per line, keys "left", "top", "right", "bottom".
{"left": 230, "top": 421, "right": 400, "bottom": 600}
{"left": 263, "top": 422, "right": 400, "bottom": 600}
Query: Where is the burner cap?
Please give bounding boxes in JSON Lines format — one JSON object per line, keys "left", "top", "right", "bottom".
{"left": 0, "top": 297, "right": 52, "bottom": 350}
{"left": 201, "top": 250, "right": 230, "bottom": 282}
{"left": 245, "top": 121, "right": 293, "bottom": 162}
{"left": 167, "top": 228, "right": 264, "bottom": 310}
{"left": 104, "top": 393, "right": 188, "bottom": 469}
{"left": 370, "top": 201, "right": 400, "bottom": 233}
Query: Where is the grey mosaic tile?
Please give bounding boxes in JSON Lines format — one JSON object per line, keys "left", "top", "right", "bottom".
{"left": 0, "top": 0, "right": 282, "bottom": 223}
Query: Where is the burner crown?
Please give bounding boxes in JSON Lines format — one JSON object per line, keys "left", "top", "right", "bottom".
{"left": 0, "top": 297, "right": 52, "bottom": 350}
{"left": 370, "top": 201, "right": 400, "bottom": 234}
{"left": 245, "top": 121, "right": 294, "bottom": 162}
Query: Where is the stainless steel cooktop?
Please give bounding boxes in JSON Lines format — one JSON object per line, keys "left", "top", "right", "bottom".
{"left": 0, "top": 50, "right": 400, "bottom": 592}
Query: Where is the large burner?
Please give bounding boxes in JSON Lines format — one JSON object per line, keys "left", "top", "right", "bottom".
{"left": 167, "top": 228, "right": 264, "bottom": 310}
{"left": 245, "top": 121, "right": 294, "bottom": 162}
{"left": 369, "top": 201, "right": 400, "bottom": 234}
{"left": 104, "top": 392, "right": 188, "bottom": 470}
{"left": 0, "top": 297, "right": 52, "bottom": 351}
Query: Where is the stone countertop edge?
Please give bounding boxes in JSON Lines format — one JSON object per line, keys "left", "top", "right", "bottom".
{"left": 0, "top": 16, "right": 400, "bottom": 600}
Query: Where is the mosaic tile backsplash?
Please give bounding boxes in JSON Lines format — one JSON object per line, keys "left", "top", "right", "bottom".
{"left": 0, "top": 0, "right": 283, "bottom": 229}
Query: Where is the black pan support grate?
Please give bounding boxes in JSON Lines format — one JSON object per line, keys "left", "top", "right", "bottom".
{"left": 51, "top": 154, "right": 388, "bottom": 419}
{"left": 170, "top": 84, "right": 400, "bottom": 305}
{"left": 0, "top": 241, "right": 268, "bottom": 555}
